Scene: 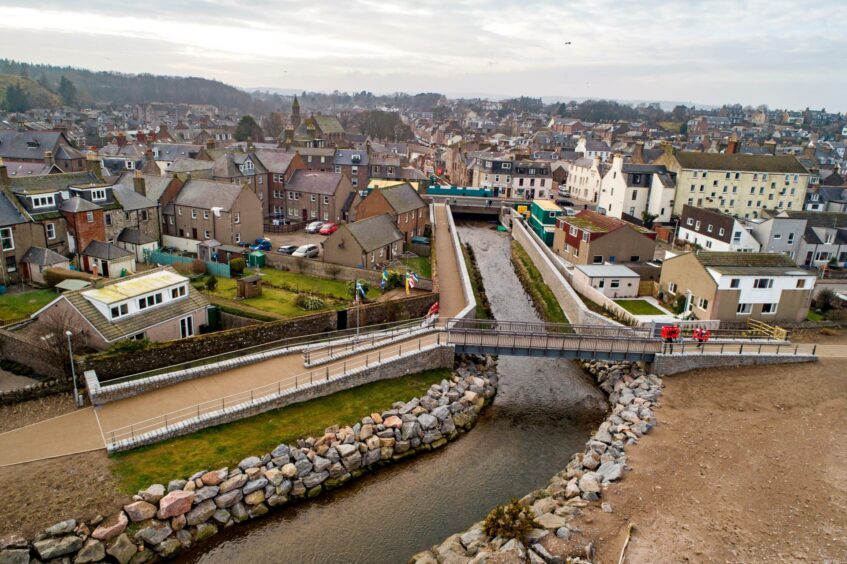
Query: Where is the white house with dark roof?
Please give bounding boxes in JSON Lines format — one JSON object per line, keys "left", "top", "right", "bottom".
{"left": 597, "top": 155, "right": 677, "bottom": 223}
{"left": 575, "top": 137, "right": 612, "bottom": 162}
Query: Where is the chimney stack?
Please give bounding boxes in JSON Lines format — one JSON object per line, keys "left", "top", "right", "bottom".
{"left": 43, "top": 150, "right": 54, "bottom": 167}
{"left": 206, "top": 139, "right": 215, "bottom": 150}
{"left": 133, "top": 169, "right": 146, "bottom": 197}
{"left": 631, "top": 141, "right": 645, "bottom": 164}
{"left": 158, "top": 124, "right": 169, "bottom": 140}
{"left": 116, "top": 133, "right": 127, "bottom": 147}
{"left": 726, "top": 134, "right": 739, "bottom": 155}
{"left": 764, "top": 139, "right": 777, "bottom": 155}
{"left": 0, "top": 158, "right": 9, "bottom": 188}
{"left": 662, "top": 141, "right": 674, "bottom": 157}
{"left": 86, "top": 149, "right": 101, "bottom": 178}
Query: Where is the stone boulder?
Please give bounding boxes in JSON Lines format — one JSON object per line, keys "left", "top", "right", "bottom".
{"left": 33, "top": 535, "right": 83, "bottom": 560}
{"left": 123, "top": 501, "right": 157, "bottom": 522}
{"left": 106, "top": 533, "right": 137, "bottom": 564}
{"left": 157, "top": 490, "right": 195, "bottom": 519}
{"left": 139, "top": 484, "right": 166, "bottom": 504}
{"left": 91, "top": 511, "right": 128, "bottom": 540}
{"left": 186, "top": 500, "right": 217, "bottom": 526}
{"left": 135, "top": 523, "right": 173, "bottom": 546}
{"left": 74, "top": 538, "right": 105, "bottom": 563}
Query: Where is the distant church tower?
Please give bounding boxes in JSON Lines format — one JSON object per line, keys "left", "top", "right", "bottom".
{"left": 291, "top": 96, "right": 301, "bottom": 130}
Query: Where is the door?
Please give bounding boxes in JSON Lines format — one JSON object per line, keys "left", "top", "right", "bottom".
{"left": 180, "top": 316, "right": 194, "bottom": 338}
{"left": 101, "top": 260, "right": 109, "bottom": 277}
{"left": 805, "top": 251, "right": 813, "bottom": 266}
{"left": 192, "top": 228, "right": 198, "bottom": 239}
{"left": 302, "top": 208, "right": 308, "bottom": 221}
{"left": 336, "top": 309, "right": 348, "bottom": 330}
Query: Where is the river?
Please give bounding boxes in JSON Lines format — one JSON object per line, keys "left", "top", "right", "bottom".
{"left": 182, "top": 221, "right": 607, "bottom": 564}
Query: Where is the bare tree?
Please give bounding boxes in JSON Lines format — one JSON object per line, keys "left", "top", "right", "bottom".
{"left": 30, "top": 308, "right": 91, "bottom": 380}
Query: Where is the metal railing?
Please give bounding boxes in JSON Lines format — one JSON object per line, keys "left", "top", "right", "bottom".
{"left": 100, "top": 317, "right": 430, "bottom": 386}
{"left": 303, "top": 319, "right": 436, "bottom": 366}
{"left": 660, "top": 340, "right": 817, "bottom": 356}
{"left": 104, "top": 333, "right": 446, "bottom": 447}
{"left": 446, "top": 326, "right": 661, "bottom": 356}
{"left": 447, "top": 318, "right": 653, "bottom": 338}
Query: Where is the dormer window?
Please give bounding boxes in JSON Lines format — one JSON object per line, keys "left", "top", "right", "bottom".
{"left": 91, "top": 189, "right": 107, "bottom": 201}
{"left": 31, "top": 195, "right": 55, "bottom": 208}
{"left": 110, "top": 303, "right": 129, "bottom": 319}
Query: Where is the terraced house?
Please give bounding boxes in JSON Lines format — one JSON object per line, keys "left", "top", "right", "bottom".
{"left": 164, "top": 179, "right": 262, "bottom": 245}
{"left": 283, "top": 170, "right": 355, "bottom": 224}
{"left": 552, "top": 210, "right": 657, "bottom": 266}
{"left": 654, "top": 145, "right": 810, "bottom": 219}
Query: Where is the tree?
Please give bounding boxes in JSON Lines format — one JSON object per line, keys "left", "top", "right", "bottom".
{"left": 234, "top": 115, "right": 264, "bottom": 142}
{"left": 641, "top": 211, "right": 658, "bottom": 228}
{"left": 3, "top": 83, "right": 30, "bottom": 112}
{"left": 57, "top": 76, "right": 77, "bottom": 107}
{"left": 37, "top": 74, "right": 51, "bottom": 91}
{"left": 205, "top": 274, "right": 218, "bottom": 292}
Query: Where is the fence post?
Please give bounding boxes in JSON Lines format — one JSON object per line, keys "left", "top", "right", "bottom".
{"left": 326, "top": 366, "right": 329, "bottom": 379}
{"left": 164, "top": 415, "right": 168, "bottom": 429}
{"left": 739, "top": 343, "right": 744, "bottom": 354}
{"left": 776, "top": 344, "right": 780, "bottom": 355}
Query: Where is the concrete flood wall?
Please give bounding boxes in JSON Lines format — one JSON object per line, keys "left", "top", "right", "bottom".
{"left": 445, "top": 205, "right": 477, "bottom": 321}
{"left": 649, "top": 352, "right": 817, "bottom": 376}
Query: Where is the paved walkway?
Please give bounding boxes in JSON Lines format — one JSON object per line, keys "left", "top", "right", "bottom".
{"left": 0, "top": 369, "right": 39, "bottom": 393}
{"left": 0, "top": 205, "right": 470, "bottom": 466}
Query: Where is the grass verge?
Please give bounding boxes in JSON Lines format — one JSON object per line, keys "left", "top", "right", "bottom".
{"left": 398, "top": 256, "right": 432, "bottom": 279}
{"left": 614, "top": 299, "right": 665, "bottom": 316}
{"left": 111, "top": 368, "right": 451, "bottom": 493}
{"left": 462, "top": 243, "right": 492, "bottom": 319}
{"left": 510, "top": 240, "right": 567, "bottom": 324}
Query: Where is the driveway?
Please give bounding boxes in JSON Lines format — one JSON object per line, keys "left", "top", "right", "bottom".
{"left": 262, "top": 230, "right": 327, "bottom": 257}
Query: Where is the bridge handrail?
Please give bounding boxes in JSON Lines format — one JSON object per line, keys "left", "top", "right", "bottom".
{"left": 446, "top": 318, "right": 652, "bottom": 338}
{"left": 659, "top": 341, "right": 817, "bottom": 356}
{"left": 104, "top": 334, "right": 446, "bottom": 446}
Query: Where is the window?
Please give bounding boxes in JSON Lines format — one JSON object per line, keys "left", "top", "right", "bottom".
{"left": 730, "top": 278, "right": 740, "bottom": 288}
{"left": 592, "top": 255, "right": 603, "bottom": 264}
{"left": 323, "top": 212, "right": 329, "bottom": 221}
{"left": 178, "top": 208, "right": 182, "bottom": 216}
{"left": 323, "top": 196, "right": 329, "bottom": 205}
{"left": 568, "top": 226, "right": 578, "bottom": 237}
{"left": 668, "top": 282, "right": 677, "bottom": 294}
{"left": 110, "top": 303, "right": 129, "bottom": 319}
{"left": 582, "top": 232, "right": 589, "bottom": 242}
{"left": 695, "top": 220, "right": 701, "bottom": 230}
{"left": 0, "top": 228, "right": 13, "bottom": 251}
{"left": 171, "top": 285, "right": 187, "bottom": 299}
{"left": 180, "top": 316, "right": 194, "bottom": 338}
{"left": 91, "top": 189, "right": 107, "bottom": 201}
{"left": 686, "top": 218, "right": 694, "bottom": 226}
{"left": 86, "top": 211, "right": 94, "bottom": 223}
{"left": 610, "top": 279, "right": 620, "bottom": 289}
{"left": 31, "top": 195, "right": 55, "bottom": 208}
{"left": 796, "top": 279, "right": 806, "bottom": 289}
{"left": 235, "top": 233, "right": 241, "bottom": 243}
{"left": 718, "top": 228, "right": 725, "bottom": 236}
{"left": 787, "top": 233, "right": 794, "bottom": 244}
{"left": 311, "top": 194, "right": 317, "bottom": 202}
{"left": 753, "top": 278, "right": 773, "bottom": 289}
{"left": 761, "top": 303, "right": 777, "bottom": 314}
{"left": 698, "top": 297, "right": 709, "bottom": 309}
{"left": 736, "top": 303, "right": 752, "bottom": 314}
{"left": 5, "top": 256, "right": 14, "bottom": 273}
{"left": 203, "top": 210, "right": 209, "bottom": 219}
{"left": 597, "top": 279, "right": 605, "bottom": 289}
{"left": 707, "top": 224, "right": 713, "bottom": 233}
{"left": 191, "top": 209, "right": 197, "bottom": 219}
{"left": 204, "top": 230, "right": 210, "bottom": 239}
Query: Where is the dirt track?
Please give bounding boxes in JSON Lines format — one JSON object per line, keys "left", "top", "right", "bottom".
{"left": 564, "top": 354, "right": 847, "bottom": 563}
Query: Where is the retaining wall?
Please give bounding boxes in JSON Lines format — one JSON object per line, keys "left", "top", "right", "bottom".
{"left": 108, "top": 345, "right": 456, "bottom": 451}
{"left": 445, "top": 205, "right": 476, "bottom": 321}
{"left": 0, "top": 328, "right": 66, "bottom": 379}
{"left": 263, "top": 253, "right": 433, "bottom": 291}
{"left": 649, "top": 352, "right": 817, "bottom": 376}
{"left": 510, "top": 217, "right": 614, "bottom": 327}
{"left": 0, "top": 377, "right": 72, "bottom": 406}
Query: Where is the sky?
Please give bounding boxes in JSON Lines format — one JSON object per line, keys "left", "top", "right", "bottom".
{"left": 0, "top": 0, "right": 845, "bottom": 111}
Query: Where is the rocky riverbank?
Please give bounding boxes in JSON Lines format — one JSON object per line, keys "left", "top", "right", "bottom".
{"left": 0, "top": 356, "right": 498, "bottom": 564}
{"left": 411, "top": 359, "right": 662, "bottom": 563}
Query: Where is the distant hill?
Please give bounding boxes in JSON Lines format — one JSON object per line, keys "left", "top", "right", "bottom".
{"left": 0, "top": 60, "right": 253, "bottom": 110}
{"left": 0, "top": 74, "right": 60, "bottom": 108}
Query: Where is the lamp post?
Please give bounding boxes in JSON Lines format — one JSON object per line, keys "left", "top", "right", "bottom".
{"left": 65, "top": 330, "right": 82, "bottom": 407}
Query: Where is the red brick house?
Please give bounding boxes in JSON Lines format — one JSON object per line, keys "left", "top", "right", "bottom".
{"left": 354, "top": 182, "right": 428, "bottom": 243}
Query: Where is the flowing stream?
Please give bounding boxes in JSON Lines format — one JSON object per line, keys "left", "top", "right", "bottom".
{"left": 181, "top": 221, "right": 607, "bottom": 564}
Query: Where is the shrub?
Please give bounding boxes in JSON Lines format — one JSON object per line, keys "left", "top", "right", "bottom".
{"left": 482, "top": 499, "right": 540, "bottom": 541}
{"left": 382, "top": 270, "right": 404, "bottom": 292}
{"left": 815, "top": 288, "right": 838, "bottom": 312}
{"left": 205, "top": 275, "right": 218, "bottom": 291}
{"left": 105, "top": 338, "right": 151, "bottom": 355}
{"left": 230, "top": 258, "right": 246, "bottom": 275}
{"left": 191, "top": 259, "right": 207, "bottom": 275}
{"left": 295, "top": 294, "right": 325, "bottom": 311}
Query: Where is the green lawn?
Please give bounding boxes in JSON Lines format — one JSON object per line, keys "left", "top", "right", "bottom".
{"left": 614, "top": 299, "right": 665, "bottom": 316}
{"left": 111, "top": 368, "right": 451, "bottom": 493}
{"left": 807, "top": 309, "right": 824, "bottom": 322}
{"left": 398, "top": 256, "right": 432, "bottom": 279}
{"left": 255, "top": 268, "right": 379, "bottom": 300}
{"left": 197, "top": 277, "right": 338, "bottom": 318}
{"left": 510, "top": 241, "right": 568, "bottom": 324}
{"left": 0, "top": 289, "right": 56, "bottom": 323}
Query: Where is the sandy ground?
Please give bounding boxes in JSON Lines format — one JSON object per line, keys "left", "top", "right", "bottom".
{"left": 551, "top": 350, "right": 847, "bottom": 563}
{"left": 0, "top": 394, "right": 128, "bottom": 538}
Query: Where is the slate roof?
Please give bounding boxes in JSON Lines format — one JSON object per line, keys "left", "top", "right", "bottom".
{"left": 286, "top": 170, "right": 342, "bottom": 195}
{"left": 0, "top": 191, "right": 27, "bottom": 227}
{"left": 111, "top": 184, "right": 157, "bottom": 211}
{"left": 8, "top": 171, "right": 100, "bottom": 195}
{"left": 59, "top": 268, "right": 208, "bottom": 342}
{"left": 673, "top": 152, "right": 807, "bottom": 174}
{"left": 0, "top": 131, "right": 74, "bottom": 161}
{"left": 334, "top": 149, "right": 368, "bottom": 166}
{"left": 345, "top": 214, "right": 404, "bottom": 252}
{"left": 311, "top": 115, "right": 344, "bottom": 135}
{"left": 59, "top": 196, "right": 100, "bottom": 213}
{"left": 212, "top": 154, "right": 243, "bottom": 178}
{"left": 168, "top": 158, "right": 214, "bottom": 174}
{"left": 2, "top": 160, "right": 54, "bottom": 177}
{"left": 82, "top": 240, "right": 132, "bottom": 260}
{"left": 378, "top": 182, "right": 427, "bottom": 214}
{"left": 174, "top": 179, "right": 242, "bottom": 210}
{"left": 253, "top": 150, "right": 298, "bottom": 173}
{"left": 152, "top": 143, "right": 202, "bottom": 161}
{"left": 21, "top": 246, "right": 68, "bottom": 266}
{"left": 115, "top": 172, "right": 175, "bottom": 203}
{"left": 117, "top": 227, "right": 157, "bottom": 245}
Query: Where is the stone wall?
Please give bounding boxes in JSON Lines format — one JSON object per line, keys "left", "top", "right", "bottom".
{"left": 354, "top": 293, "right": 439, "bottom": 327}
{"left": 0, "top": 328, "right": 66, "bottom": 379}
{"left": 108, "top": 345, "right": 456, "bottom": 451}
{"left": 264, "top": 253, "right": 433, "bottom": 291}
{"left": 649, "top": 352, "right": 817, "bottom": 376}
{"left": 0, "top": 377, "right": 71, "bottom": 406}
{"left": 509, "top": 216, "right": 614, "bottom": 327}
{"left": 0, "top": 355, "right": 498, "bottom": 564}
{"left": 78, "top": 312, "right": 338, "bottom": 381}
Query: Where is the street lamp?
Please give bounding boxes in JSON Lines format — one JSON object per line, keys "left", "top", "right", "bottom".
{"left": 65, "top": 330, "right": 82, "bottom": 407}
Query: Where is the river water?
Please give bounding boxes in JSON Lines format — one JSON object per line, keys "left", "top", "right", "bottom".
{"left": 183, "top": 222, "right": 607, "bottom": 564}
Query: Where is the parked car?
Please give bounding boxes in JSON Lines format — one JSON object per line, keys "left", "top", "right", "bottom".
{"left": 561, "top": 207, "right": 577, "bottom": 217}
{"left": 271, "top": 219, "right": 294, "bottom": 226}
{"left": 411, "top": 235, "right": 431, "bottom": 245}
{"left": 305, "top": 221, "right": 324, "bottom": 234}
{"left": 557, "top": 187, "right": 569, "bottom": 197}
{"left": 556, "top": 198, "right": 575, "bottom": 207}
{"left": 319, "top": 222, "right": 338, "bottom": 235}
{"left": 250, "top": 239, "right": 272, "bottom": 251}
{"left": 237, "top": 241, "right": 252, "bottom": 248}
{"left": 292, "top": 244, "right": 320, "bottom": 258}
{"left": 277, "top": 244, "right": 297, "bottom": 255}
